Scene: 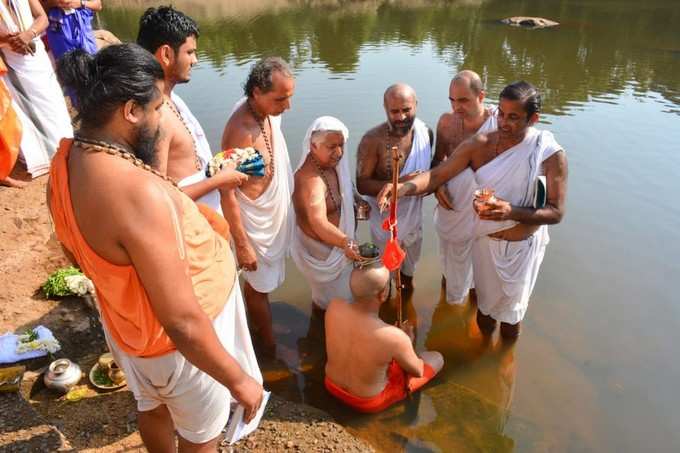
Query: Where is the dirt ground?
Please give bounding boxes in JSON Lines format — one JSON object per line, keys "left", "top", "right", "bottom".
{"left": 0, "top": 172, "right": 374, "bottom": 452}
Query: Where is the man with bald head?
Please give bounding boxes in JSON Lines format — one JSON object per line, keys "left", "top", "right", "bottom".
{"left": 324, "top": 265, "right": 443, "bottom": 413}
{"left": 356, "top": 83, "right": 433, "bottom": 289}
{"left": 433, "top": 70, "right": 497, "bottom": 305}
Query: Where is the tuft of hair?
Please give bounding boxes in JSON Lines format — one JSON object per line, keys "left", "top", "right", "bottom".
{"left": 243, "top": 57, "right": 293, "bottom": 98}
{"left": 452, "top": 70, "right": 484, "bottom": 95}
{"left": 137, "top": 5, "right": 199, "bottom": 54}
{"left": 499, "top": 81, "right": 541, "bottom": 119}
{"left": 350, "top": 266, "right": 390, "bottom": 301}
{"left": 57, "top": 43, "right": 164, "bottom": 129}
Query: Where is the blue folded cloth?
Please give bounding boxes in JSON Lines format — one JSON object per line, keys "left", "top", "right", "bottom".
{"left": 0, "top": 326, "right": 60, "bottom": 364}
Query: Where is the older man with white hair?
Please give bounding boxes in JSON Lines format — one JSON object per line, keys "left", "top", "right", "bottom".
{"left": 292, "top": 116, "right": 362, "bottom": 310}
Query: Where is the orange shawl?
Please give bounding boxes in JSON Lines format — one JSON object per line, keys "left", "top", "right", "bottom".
{"left": 48, "top": 139, "right": 232, "bottom": 357}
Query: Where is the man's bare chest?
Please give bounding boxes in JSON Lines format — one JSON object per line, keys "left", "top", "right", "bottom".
{"left": 374, "top": 135, "right": 413, "bottom": 180}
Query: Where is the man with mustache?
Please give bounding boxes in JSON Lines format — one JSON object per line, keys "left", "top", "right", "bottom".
{"left": 378, "top": 81, "right": 568, "bottom": 339}
{"left": 432, "top": 70, "right": 497, "bottom": 305}
{"left": 356, "top": 83, "right": 433, "bottom": 290}
{"left": 137, "top": 6, "right": 247, "bottom": 214}
{"left": 50, "top": 43, "right": 263, "bottom": 452}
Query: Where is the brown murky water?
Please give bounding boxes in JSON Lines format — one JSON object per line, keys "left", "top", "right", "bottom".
{"left": 100, "top": 1, "right": 680, "bottom": 451}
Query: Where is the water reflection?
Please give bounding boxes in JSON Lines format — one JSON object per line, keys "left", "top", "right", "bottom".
{"left": 102, "top": 0, "right": 680, "bottom": 116}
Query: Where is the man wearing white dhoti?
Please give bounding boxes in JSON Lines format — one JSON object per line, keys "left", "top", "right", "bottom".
{"left": 221, "top": 57, "right": 295, "bottom": 352}
{"left": 356, "top": 83, "right": 433, "bottom": 289}
{"left": 292, "top": 116, "right": 363, "bottom": 310}
{"left": 432, "top": 70, "right": 497, "bottom": 304}
{"left": 378, "top": 81, "right": 568, "bottom": 340}
{"left": 0, "top": 0, "right": 72, "bottom": 177}
{"left": 137, "top": 6, "right": 247, "bottom": 213}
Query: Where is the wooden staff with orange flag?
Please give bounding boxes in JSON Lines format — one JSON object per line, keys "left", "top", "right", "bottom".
{"left": 381, "top": 146, "right": 407, "bottom": 326}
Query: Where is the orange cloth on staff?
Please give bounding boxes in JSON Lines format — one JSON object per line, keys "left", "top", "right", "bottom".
{"left": 324, "top": 360, "right": 436, "bottom": 413}
{"left": 0, "top": 59, "right": 21, "bottom": 180}
{"left": 48, "top": 139, "right": 232, "bottom": 357}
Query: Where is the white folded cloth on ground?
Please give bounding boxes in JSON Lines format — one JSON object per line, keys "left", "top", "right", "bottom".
{"left": 0, "top": 325, "right": 60, "bottom": 364}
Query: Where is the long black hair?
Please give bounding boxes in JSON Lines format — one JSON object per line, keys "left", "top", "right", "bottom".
{"left": 57, "top": 43, "right": 164, "bottom": 129}
{"left": 137, "top": 6, "right": 200, "bottom": 54}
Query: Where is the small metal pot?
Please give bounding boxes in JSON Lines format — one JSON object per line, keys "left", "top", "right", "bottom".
{"left": 355, "top": 202, "right": 370, "bottom": 221}
{"left": 44, "top": 359, "right": 82, "bottom": 393}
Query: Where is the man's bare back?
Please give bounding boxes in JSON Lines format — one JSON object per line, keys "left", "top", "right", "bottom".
{"left": 221, "top": 102, "right": 275, "bottom": 201}
{"left": 325, "top": 299, "right": 419, "bottom": 397}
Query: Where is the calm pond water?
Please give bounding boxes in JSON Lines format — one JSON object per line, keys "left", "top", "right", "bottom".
{"left": 101, "top": 1, "right": 680, "bottom": 451}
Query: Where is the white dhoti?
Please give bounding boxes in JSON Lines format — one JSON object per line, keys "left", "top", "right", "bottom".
{"left": 0, "top": 1, "right": 72, "bottom": 177}
{"left": 472, "top": 128, "right": 563, "bottom": 324}
{"left": 172, "top": 92, "right": 222, "bottom": 213}
{"left": 291, "top": 117, "right": 354, "bottom": 309}
{"left": 231, "top": 98, "right": 295, "bottom": 293}
{"left": 364, "top": 118, "right": 431, "bottom": 277}
{"left": 105, "top": 279, "right": 262, "bottom": 444}
{"left": 293, "top": 229, "right": 353, "bottom": 308}
{"left": 434, "top": 112, "right": 497, "bottom": 304}
{"left": 434, "top": 168, "right": 478, "bottom": 304}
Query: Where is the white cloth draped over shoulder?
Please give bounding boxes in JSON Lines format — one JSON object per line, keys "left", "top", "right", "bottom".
{"left": 230, "top": 97, "right": 295, "bottom": 293}
{"left": 434, "top": 110, "right": 496, "bottom": 304}
{"left": 291, "top": 116, "right": 354, "bottom": 308}
{"left": 171, "top": 92, "right": 222, "bottom": 214}
{"left": 0, "top": 0, "right": 73, "bottom": 177}
{"left": 472, "top": 127, "right": 563, "bottom": 324}
{"left": 363, "top": 118, "right": 431, "bottom": 276}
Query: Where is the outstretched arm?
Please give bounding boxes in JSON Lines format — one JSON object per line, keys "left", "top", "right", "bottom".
{"left": 377, "top": 136, "right": 478, "bottom": 209}
{"left": 478, "top": 150, "right": 568, "bottom": 225}
{"left": 294, "top": 176, "right": 360, "bottom": 260}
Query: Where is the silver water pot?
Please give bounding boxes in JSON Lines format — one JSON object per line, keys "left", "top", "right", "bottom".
{"left": 44, "top": 358, "right": 82, "bottom": 393}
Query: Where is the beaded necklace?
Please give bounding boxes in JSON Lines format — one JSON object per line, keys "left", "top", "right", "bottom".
{"left": 73, "top": 136, "right": 178, "bottom": 187}
{"left": 164, "top": 99, "right": 202, "bottom": 171}
{"left": 246, "top": 100, "right": 274, "bottom": 178}
{"left": 309, "top": 153, "right": 339, "bottom": 211}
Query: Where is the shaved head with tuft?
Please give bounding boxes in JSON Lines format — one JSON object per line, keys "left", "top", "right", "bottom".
{"left": 350, "top": 265, "right": 390, "bottom": 301}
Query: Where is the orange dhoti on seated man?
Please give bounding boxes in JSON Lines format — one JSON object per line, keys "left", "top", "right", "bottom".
{"left": 324, "top": 265, "right": 444, "bottom": 413}
{"left": 0, "top": 59, "right": 22, "bottom": 187}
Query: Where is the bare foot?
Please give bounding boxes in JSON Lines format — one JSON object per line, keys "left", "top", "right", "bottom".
{"left": 500, "top": 322, "right": 521, "bottom": 340}
{"left": 0, "top": 176, "right": 28, "bottom": 188}
{"left": 476, "top": 310, "right": 497, "bottom": 335}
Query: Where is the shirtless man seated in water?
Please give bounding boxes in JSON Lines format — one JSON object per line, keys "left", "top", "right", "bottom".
{"left": 324, "top": 265, "right": 444, "bottom": 413}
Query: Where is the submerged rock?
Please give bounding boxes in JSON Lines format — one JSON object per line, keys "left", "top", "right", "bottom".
{"left": 500, "top": 16, "right": 559, "bottom": 29}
